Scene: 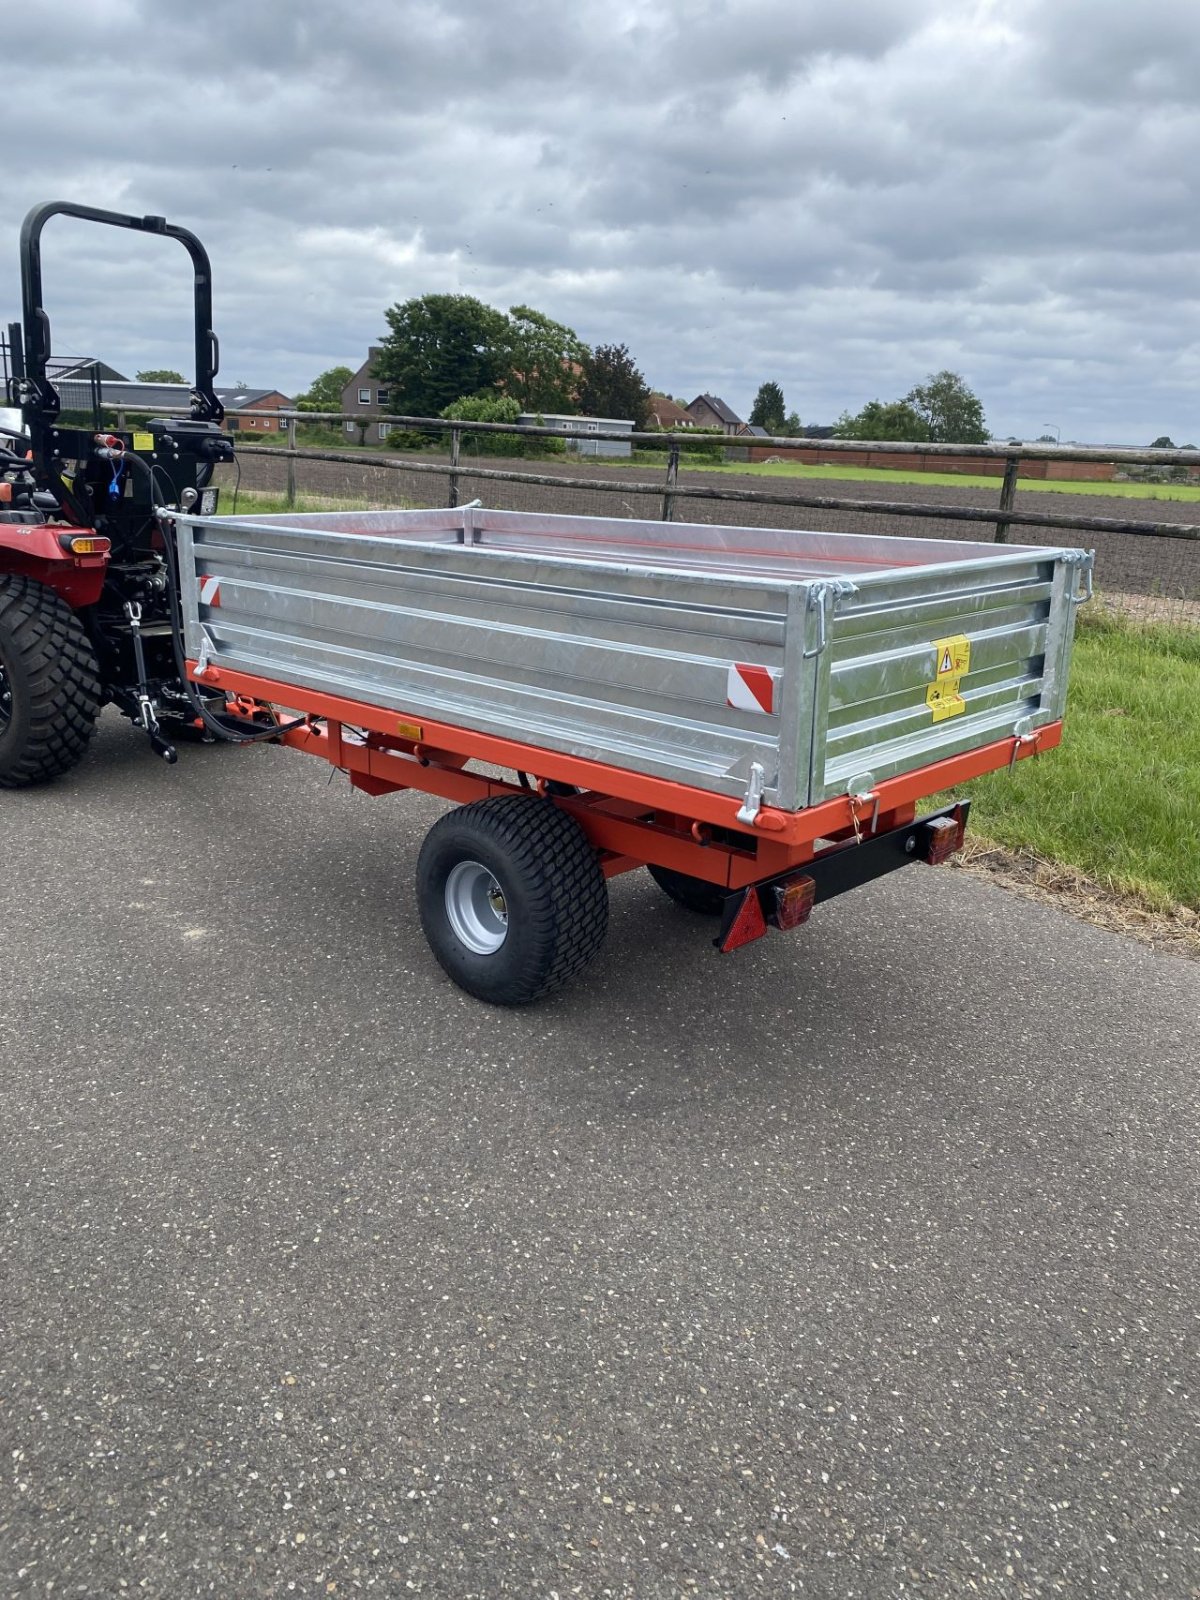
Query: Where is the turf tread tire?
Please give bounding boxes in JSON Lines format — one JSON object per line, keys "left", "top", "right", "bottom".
{"left": 417, "top": 795, "right": 608, "bottom": 1005}
{"left": 0, "top": 576, "right": 101, "bottom": 789}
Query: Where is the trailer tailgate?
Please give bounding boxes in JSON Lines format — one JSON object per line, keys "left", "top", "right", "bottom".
{"left": 811, "top": 546, "right": 1088, "bottom": 801}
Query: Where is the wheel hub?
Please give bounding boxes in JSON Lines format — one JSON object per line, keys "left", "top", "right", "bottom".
{"left": 444, "top": 860, "right": 509, "bottom": 955}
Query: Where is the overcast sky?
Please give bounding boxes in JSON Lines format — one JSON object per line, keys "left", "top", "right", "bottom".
{"left": 5, "top": 0, "right": 1198, "bottom": 444}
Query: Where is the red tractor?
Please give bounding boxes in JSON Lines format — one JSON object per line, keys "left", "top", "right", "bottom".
{"left": 0, "top": 201, "right": 237, "bottom": 784}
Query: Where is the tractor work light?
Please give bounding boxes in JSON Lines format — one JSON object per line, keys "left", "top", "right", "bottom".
{"left": 58, "top": 534, "right": 111, "bottom": 556}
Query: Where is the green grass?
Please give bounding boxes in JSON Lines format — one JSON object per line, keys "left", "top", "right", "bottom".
{"left": 217, "top": 488, "right": 387, "bottom": 515}
{"left": 940, "top": 613, "right": 1200, "bottom": 911}
{"left": 239, "top": 429, "right": 398, "bottom": 453}
{"left": 617, "top": 456, "right": 1200, "bottom": 500}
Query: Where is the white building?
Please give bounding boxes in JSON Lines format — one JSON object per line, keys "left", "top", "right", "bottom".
{"left": 517, "top": 413, "right": 635, "bottom": 458}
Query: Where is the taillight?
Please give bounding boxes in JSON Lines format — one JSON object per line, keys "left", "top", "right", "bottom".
{"left": 922, "top": 811, "right": 967, "bottom": 865}
{"left": 771, "top": 873, "right": 816, "bottom": 930}
{"left": 58, "top": 534, "right": 111, "bottom": 556}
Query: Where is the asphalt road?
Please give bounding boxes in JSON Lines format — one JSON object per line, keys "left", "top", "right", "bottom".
{"left": 2, "top": 715, "right": 1198, "bottom": 1598}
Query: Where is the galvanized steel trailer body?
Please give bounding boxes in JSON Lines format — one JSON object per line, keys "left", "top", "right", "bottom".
{"left": 172, "top": 503, "right": 1090, "bottom": 1002}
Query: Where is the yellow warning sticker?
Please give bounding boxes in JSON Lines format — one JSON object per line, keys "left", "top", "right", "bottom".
{"left": 132, "top": 431, "right": 154, "bottom": 452}
{"left": 926, "top": 633, "right": 971, "bottom": 722}
{"left": 397, "top": 719, "right": 424, "bottom": 741}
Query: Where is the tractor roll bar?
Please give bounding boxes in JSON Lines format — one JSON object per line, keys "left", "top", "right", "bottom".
{"left": 18, "top": 200, "right": 223, "bottom": 423}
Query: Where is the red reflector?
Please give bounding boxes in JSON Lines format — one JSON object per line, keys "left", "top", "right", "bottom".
{"left": 923, "top": 812, "right": 966, "bottom": 865}
{"left": 772, "top": 873, "right": 816, "bottom": 931}
{"left": 717, "top": 888, "right": 768, "bottom": 953}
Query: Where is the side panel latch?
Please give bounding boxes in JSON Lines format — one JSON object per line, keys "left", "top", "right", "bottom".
{"left": 736, "top": 761, "right": 766, "bottom": 825}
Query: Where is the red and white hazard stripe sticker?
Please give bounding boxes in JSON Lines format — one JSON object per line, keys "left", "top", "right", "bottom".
{"left": 199, "top": 576, "right": 222, "bottom": 607}
{"left": 726, "top": 662, "right": 777, "bottom": 715}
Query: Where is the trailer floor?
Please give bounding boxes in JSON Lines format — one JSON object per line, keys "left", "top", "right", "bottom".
{"left": 2, "top": 712, "right": 1197, "bottom": 1599}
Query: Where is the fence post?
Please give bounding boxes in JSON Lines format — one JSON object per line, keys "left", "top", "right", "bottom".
{"left": 448, "top": 426, "right": 461, "bottom": 508}
{"left": 995, "top": 454, "right": 1020, "bottom": 542}
{"left": 286, "top": 416, "right": 297, "bottom": 508}
{"left": 661, "top": 439, "right": 680, "bottom": 522}
{"left": 116, "top": 409, "right": 125, "bottom": 431}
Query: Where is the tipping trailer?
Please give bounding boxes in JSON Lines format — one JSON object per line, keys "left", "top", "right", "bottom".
{"left": 0, "top": 198, "right": 1092, "bottom": 1005}
{"left": 165, "top": 501, "right": 1093, "bottom": 1004}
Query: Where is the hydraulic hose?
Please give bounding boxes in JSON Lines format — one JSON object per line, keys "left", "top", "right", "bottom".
{"left": 115, "top": 449, "right": 307, "bottom": 744}
{"left": 158, "top": 508, "right": 309, "bottom": 744}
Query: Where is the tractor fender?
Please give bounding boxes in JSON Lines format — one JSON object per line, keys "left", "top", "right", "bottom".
{"left": 0, "top": 523, "right": 108, "bottom": 607}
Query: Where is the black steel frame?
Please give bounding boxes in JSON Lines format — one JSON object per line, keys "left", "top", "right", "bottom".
{"left": 14, "top": 201, "right": 223, "bottom": 428}
{"left": 715, "top": 800, "right": 972, "bottom": 950}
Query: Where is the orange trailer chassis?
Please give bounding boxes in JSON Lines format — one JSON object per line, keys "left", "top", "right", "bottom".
{"left": 195, "top": 659, "right": 1056, "bottom": 971}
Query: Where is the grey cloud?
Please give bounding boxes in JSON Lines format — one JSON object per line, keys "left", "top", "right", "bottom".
{"left": 1029, "top": 0, "right": 1200, "bottom": 104}
{"left": 2, "top": 0, "right": 1199, "bottom": 443}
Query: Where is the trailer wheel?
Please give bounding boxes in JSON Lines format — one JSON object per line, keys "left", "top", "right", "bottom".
{"left": 417, "top": 795, "right": 608, "bottom": 1005}
{"left": 0, "top": 576, "right": 101, "bottom": 789}
{"left": 646, "top": 864, "right": 726, "bottom": 916}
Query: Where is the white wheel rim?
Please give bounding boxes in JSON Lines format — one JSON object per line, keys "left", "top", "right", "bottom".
{"left": 444, "top": 860, "right": 509, "bottom": 955}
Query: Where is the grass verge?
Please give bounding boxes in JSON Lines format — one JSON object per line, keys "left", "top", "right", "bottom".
{"left": 939, "top": 611, "right": 1200, "bottom": 916}
{"left": 627, "top": 457, "right": 1200, "bottom": 500}
{"left": 949, "top": 841, "right": 1199, "bottom": 960}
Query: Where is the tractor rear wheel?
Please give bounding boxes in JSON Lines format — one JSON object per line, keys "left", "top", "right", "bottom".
{"left": 0, "top": 576, "right": 101, "bottom": 788}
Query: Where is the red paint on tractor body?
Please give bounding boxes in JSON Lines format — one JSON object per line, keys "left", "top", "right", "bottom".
{"left": 0, "top": 523, "right": 109, "bottom": 607}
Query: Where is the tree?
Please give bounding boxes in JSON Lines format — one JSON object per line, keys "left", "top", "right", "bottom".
{"left": 502, "top": 306, "right": 588, "bottom": 413}
{"left": 441, "top": 392, "right": 524, "bottom": 456}
{"left": 577, "top": 343, "right": 651, "bottom": 427}
{"left": 295, "top": 365, "right": 354, "bottom": 413}
{"left": 136, "top": 368, "right": 185, "bottom": 384}
{"left": 834, "top": 399, "right": 931, "bottom": 442}
{"left": 905, "top": 370, "right": 988, "bottom": 444}
{"left": 1150, "top": 435, "right": 1176, "bottom": 449}
{"left": 374, "top": 294, "right": 510, "bottom": 418}
{"left": 749, "top": 381, "right": 786, "bottom": 434}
